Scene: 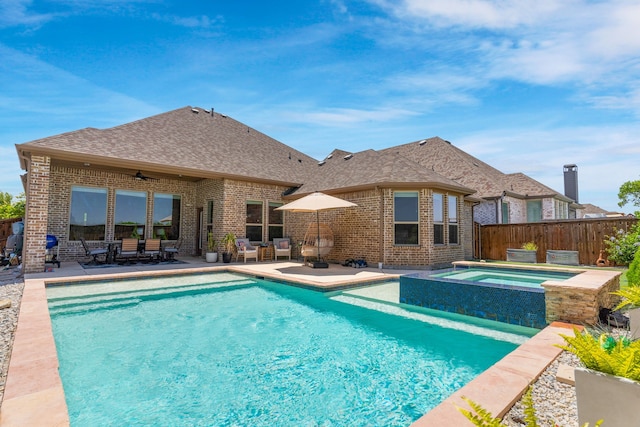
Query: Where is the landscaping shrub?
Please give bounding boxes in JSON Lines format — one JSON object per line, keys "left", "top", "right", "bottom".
{"left": 627, "top": 248, "right": 640, "bottom": 287}
{"left": 604, "top": 223, "right": 640, "bottom": 266}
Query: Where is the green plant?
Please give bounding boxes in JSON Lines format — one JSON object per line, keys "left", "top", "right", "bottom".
{"left": 604, "top": 224, "right": 640, "bottom": 266}
{"left": 626, "top": 248, "right": 640, "bottom": 287}
{"left": 0, "top": 192, "right": 25, "bottom": 219}
{"left": 521, "top": 241, "right": 538, "bottom": 251}
{"left": 207, "top": 232, "right": 218, "bottom": 252}
{"left": 457, "top": 387, "right": 602, "bottom": 427}
{"left": 131, "top": 228, "right": 141, "bottom": 239}
{"left": 221, "top": 232, "right": 236, "bottom": 253}
{"left": 557, "top": 328, "right": 640, "bottom": 381}
{"left": 613, "top": 286, "right": 640, "bottom": 311}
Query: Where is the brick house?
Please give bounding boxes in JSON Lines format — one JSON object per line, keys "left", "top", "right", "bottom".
{"left": 15, "top": 106, "right": 569, "bottom": 273}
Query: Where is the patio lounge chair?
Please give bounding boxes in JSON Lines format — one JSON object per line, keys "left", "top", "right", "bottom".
{"left": 80, "top": 238, "right": 108, "bottom": 265}
{"left": 118, "top": 238, "right": 139, "bottom": 264}
{"left": 162, "top": 238, "right": 182, "bottom": 261}
{"left": 273, "top": 238, "right": 291, "bottom": 260}
{"left": 301, "top": 223, "right": 334, "bottom": 265}
{"left": 235, "top": 238, "right": 258, "bottom": 263}
{"left": 143, "top": 238, "right": 161, "bottom": 263}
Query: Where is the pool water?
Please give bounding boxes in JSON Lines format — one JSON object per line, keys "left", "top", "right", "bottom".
{"left": 431, "top": 267, "right": 577, "bottom": 289}
{"left": 47, "top": 273, "right": 531, "bottom": 427}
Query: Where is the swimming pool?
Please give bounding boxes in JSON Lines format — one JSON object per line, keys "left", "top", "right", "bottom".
{"left": 47, "top": 272, "right": 532, "bottom": 426}
{"left": 431, "top": 267, "right": 577, "bottom": 289}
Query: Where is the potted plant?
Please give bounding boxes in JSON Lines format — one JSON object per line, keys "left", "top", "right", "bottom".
{"left": 559, "top": 328, "right": 640, "bottom": 426}
{"left": 205, "top": 231, "right": 218, "bottom": 263}
{"left": 506, "top": 241, "right": 538, "bottom": 263}
{"left": 221, "top": 232, "right": 236, "bottom": 263}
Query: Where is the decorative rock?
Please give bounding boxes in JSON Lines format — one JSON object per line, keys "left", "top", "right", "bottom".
{"left": 0, "top": 298, "right": 11, "bottom": 309}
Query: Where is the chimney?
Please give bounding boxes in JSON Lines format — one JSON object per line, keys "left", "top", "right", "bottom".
{"left": 563, "top": 164, "right": 578, "bottom": 203}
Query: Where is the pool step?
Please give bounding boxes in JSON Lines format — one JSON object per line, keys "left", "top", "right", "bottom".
{"left": 48, "top": 279, "right": 256, "bottom": 315}
{"left": 330, "top": 294, "right": 529, "bottom": 345}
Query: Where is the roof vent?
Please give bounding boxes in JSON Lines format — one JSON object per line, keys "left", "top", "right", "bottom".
{"left": 191, "top": 108, "right": 199, "bottom": 114}
{"left": 344, "top": 154, "right": 353, "bottom": 160}
{"left": 418, "top": 139, "right": 427, "bottom": 145}
{"left": 318, "top": 161, "right": 326, "bottom": 166}
{"left": 326, "top": 154, "right": 333, "bottom": 159}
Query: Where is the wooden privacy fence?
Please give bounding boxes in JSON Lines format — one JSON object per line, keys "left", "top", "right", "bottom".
{"left": 0, "top": 217, "right": 22, "bottom": 251}
{"left": 475, "top": 217, "right": 638, "bottom": 265}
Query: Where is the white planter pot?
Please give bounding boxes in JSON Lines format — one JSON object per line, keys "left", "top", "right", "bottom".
{"left": 575, "top": 367, "right": 640, "bottom": 427}
{"left": 506, "top": 248, "right": 537, "bottom": 263}
{"left": 629, "top": 307, "right": 640, "bottom": 340}
{"left": 205, "top": 252, "right": 218, "bottom": 263}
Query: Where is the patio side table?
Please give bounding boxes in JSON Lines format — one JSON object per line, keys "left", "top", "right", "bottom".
{"left": 259, "top": 245, "right": 273, "bottom": 261}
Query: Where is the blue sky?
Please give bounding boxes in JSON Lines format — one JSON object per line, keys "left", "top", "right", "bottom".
{"left": 1, "top": 0, "right": 639, "bottom": 213}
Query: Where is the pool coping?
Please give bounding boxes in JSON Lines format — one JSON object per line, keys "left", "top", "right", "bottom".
{"left": 0, "top": 265, "right": 578, "bottom": 426}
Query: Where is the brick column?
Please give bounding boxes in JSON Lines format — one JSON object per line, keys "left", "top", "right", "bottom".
{"left": 23, "top": 155, "right": 51, "bottom": 274}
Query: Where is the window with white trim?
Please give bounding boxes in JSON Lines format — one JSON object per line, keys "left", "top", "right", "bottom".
{"left": 246, "top": 200, "right": 263, "bottom": 242}
{"left": 448, "top": 195, "right": 459, "bottom": 244}
{"left": 433, "top": 193, "right": 444, "bottom": 244}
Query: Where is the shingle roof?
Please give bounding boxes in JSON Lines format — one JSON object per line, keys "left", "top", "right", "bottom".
{"left": 381, "top": 137, "right": 569, "bottom": 201}
{"left": 505, "top": 173, "right": 571, "bottom": 201}
{"left": 16, "top": 106, "right": 316, "bottom": 185}
{"left": 16, "top": 107, "right": 568, "bottom": 202}
{"left": 293, "top": 148, "right": 475, "bottom": 195}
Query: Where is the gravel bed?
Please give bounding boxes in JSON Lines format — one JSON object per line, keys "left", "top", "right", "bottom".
{"left": 0, "top": 267, "right": 24, "bottom": 406}
{"left": 503, "top": 351, "right": 580, "bottom": 427}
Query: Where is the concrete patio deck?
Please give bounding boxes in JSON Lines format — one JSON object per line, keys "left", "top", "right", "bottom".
{"left": 0, "top": 258, "right": 576, "bottom": 426}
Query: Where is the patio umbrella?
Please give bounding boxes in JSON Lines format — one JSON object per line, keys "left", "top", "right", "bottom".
{"left": 276, "top": 192, "right": 357, "bottom": 267}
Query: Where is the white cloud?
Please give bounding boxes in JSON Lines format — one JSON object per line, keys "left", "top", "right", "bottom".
{"left": 285, "top": 106, "right": 419, "bottom": 127}
{"left": 372, "top": 0, "right": 563, "bottom": 29}
{"left": 150, "top": 13, "right": 224, "bottom": 29}
{"left": 0, "top": 0, "right": 57, "bottom": 28}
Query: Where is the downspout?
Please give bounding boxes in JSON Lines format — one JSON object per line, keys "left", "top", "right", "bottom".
{"left": 471, "top": 201, "right": 481, "bottom": 260}
{"left": 377, "top": 186, "right": 384, "bottom": 268}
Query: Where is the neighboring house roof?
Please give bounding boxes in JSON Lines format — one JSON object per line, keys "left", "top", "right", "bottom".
{"left": 505, "top": 173, "right": 573, "bottom": 202}
{"left": 581, "top": 203, "right": 609, "bottom": 215}
{"left": 294, "top": 148, "right": 475, "bottom": 196}
{"left": 16, "top": 106, "right": 316, "bottom": 186}
{"left": 381, "top": 137, "right": 571, "bottom": 202}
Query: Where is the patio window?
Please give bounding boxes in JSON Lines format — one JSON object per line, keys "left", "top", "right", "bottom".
{"left": 448, "top": 195, "right": 458, "bottom": 244}
{"left": 527, "top": 200, "right": 542, "bottom": 222}
{"left": 394, "top": 191, "right": 419, "bottom": 245}
{"left": 502, "top": 202, "right": 510, "bottom": 224}
{"left": 555, "top": 199, "right": 568, "bottom": 219}
{"left": 246, "top": 201, "right": 263, "bottom": 242}
{"left": 114, "top": 190, "right": 147, "bottom": 240}
{"left": 69, "top": 186, "right": 107, "bottom": 241}
{"left": 153, "top": 193, "right": 181, "bottom": 240}
{"left": 433, "top": 193, "right": 444, "bottom": 245}
{"left": 267, "top": 202, "right": 284, "bottom": 241}
{"left": 205, "top": 200, "right": 215, "bottom": 238}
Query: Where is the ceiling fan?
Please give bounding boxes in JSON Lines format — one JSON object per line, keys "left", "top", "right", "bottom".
{"left": 133, "top": 170, "right": 158, "bottom": 181}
